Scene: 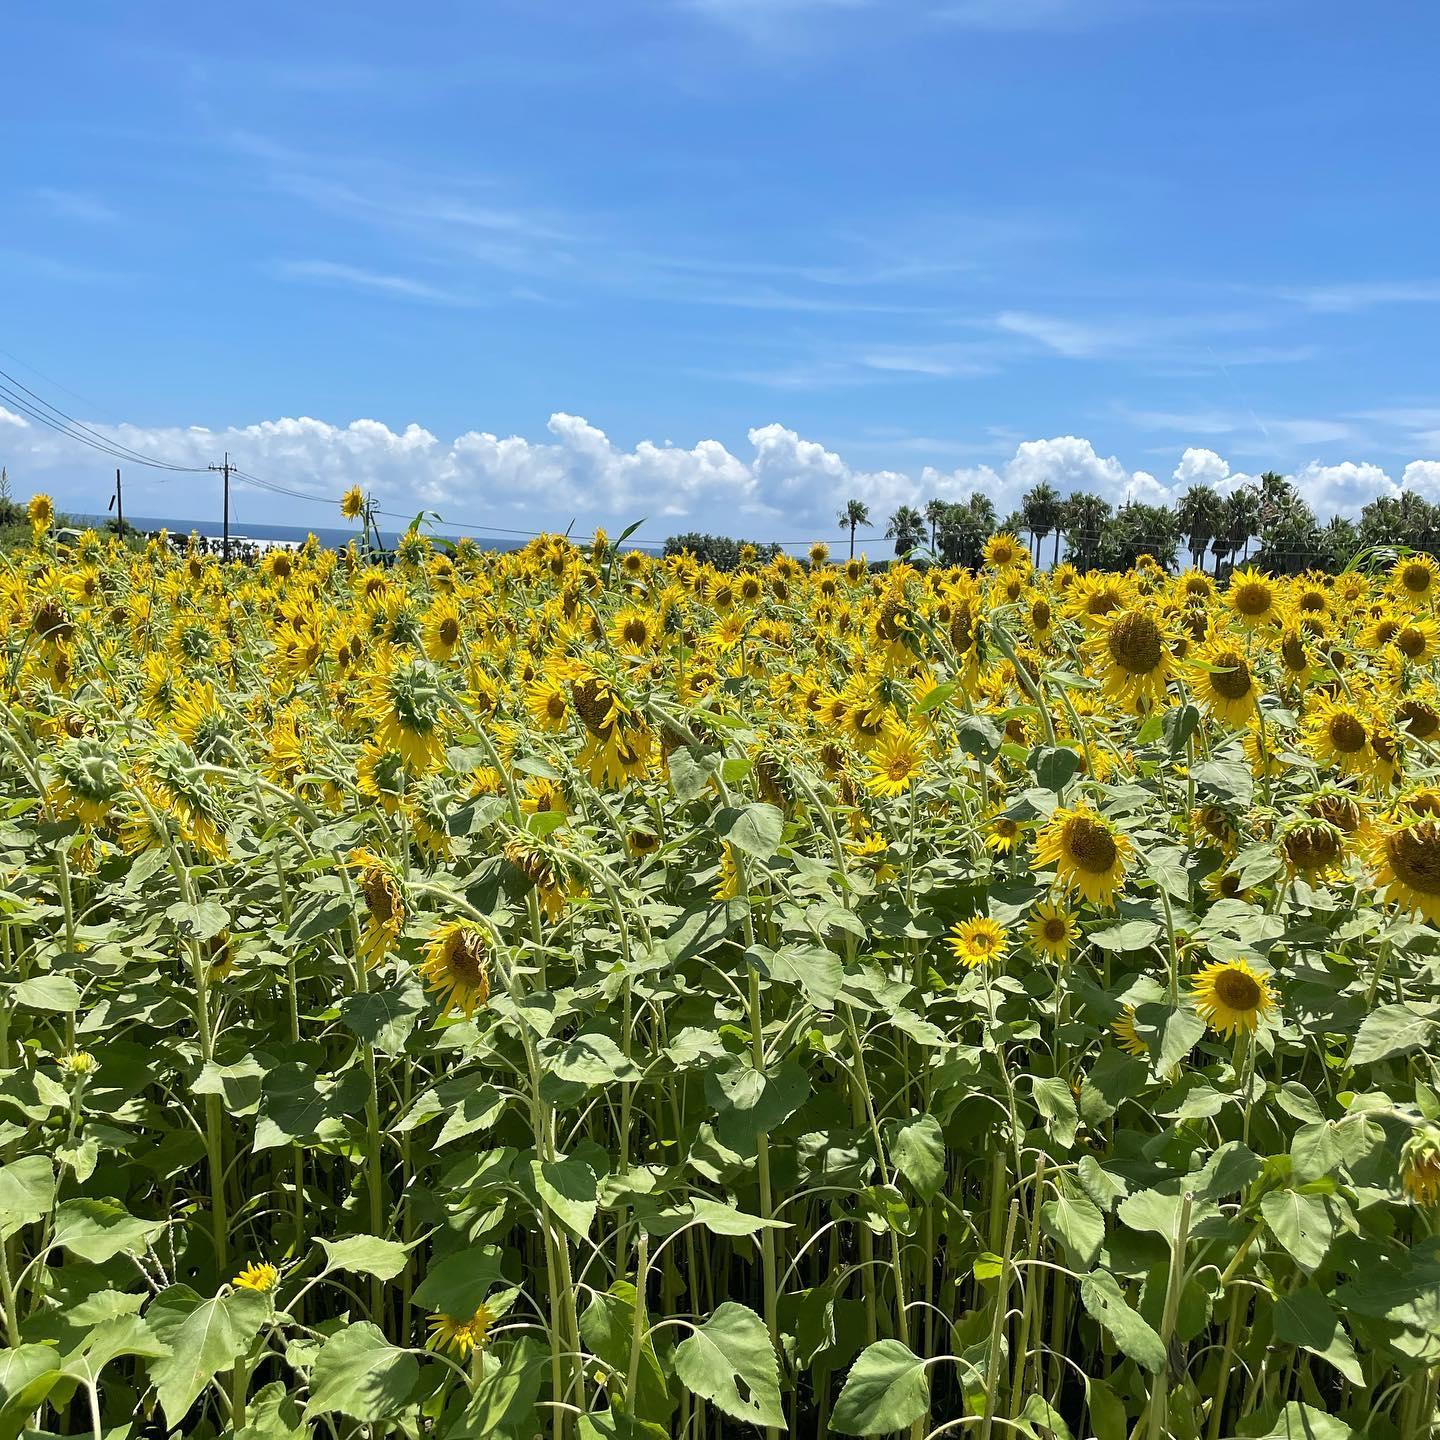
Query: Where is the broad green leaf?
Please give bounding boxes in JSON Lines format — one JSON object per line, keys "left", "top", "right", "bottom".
{"left": 717, "top": 802, "right": 784, "bottom": 860}
{"left": 165, "top": 898, "right": 230, "bottom": 941}
{"left": 1086, "top": 1375, "right": 1128, "bottom": 1440}
{"left": 145, "top": 1285, "right": 268, "bottom": 1428}
{"left": 412, "top": 1245, "right": 502, "bottom": 1316}
{"left": 531, "top": 1156, "right": 599, "bottom": 1237}
{"left": 0, "top": 1155, "right": 54, "bottom": 1239}
{"left": 1260, "top": 1190, "right": 1338, "bottom": 1273}
{"left": 338, "top": 976, "right": 426, "bottom": 1051}
{"left": 673, "top": 1302, "right": 783, "bottom": 1428}
{"left": 831, "top": 1339, "right": 930, "bottom": 1436}
{"left": 1079, "top": 1271, "right": 1165, "bottom": 1375}
{"left": 548, "top": 1032, "right": 642, "bottom": 1086}
{"left": 1349, "top": 1002, "right": 1436, "bottom": 1066}
{"left": 580, "top": 1282, "right": 674, "bottom": 1427}
{"left": 579, "top": 1414, "right": 670, "bottom": 1440}
{"left": 1042, "top": 1190, "right": 1104, "bottom": 1270}
{"left": 318, "top": 1234, "right": 410, "bottom": 1282}
{"left": 0, "top": 1345, "right": 65, "bottom": 1440}
{"left": 234, "top": 1381, "right": 306, "bottom": 1440}
{"left": 456, "top": 1336, "right": 547, "bottom": 1435}
{"left": 1271, "top": 1285, "right": 1363, "bottom": 1385}
{"left": 12, "top": 974, "right": 81, "bottom": 1012}
{"left": 887, "top": 1114, "right": 946, "bottom": 1200}
{"left": 1089, "top": 920, "right": 1161, "bottom": 952}
{"left": 690, "top": 1198, "right": 790, "bottom": 1237}
{"left": 305, "top": 1321, "right": 418, "bottom": 1423}
{"left": 1232, "top": 1401, "right": 1354, "bottom": 1440}
{"left": 53, "top": 1197, "right": 163, "bottom": 1263}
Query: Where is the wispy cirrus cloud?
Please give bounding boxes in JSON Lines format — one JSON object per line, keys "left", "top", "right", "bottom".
{"left": 30, "top": 187, "right": 118, "bottom": 224}
{"left": 1282, "top": 280, "right": 1440, "bottom": 313}
{"left": 271, "top": 259, "right": 482, "bottom": 307}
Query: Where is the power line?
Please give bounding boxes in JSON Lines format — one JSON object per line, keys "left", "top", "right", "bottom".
{"left": 0, "top": 366, "right": 207, "bottom": 473}
{"left": 0, "top": 353, "right": 852, "bottom": 547}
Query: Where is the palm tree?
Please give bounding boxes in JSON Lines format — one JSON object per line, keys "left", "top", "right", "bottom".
{"left": 1220, "top": 489, "right": 1261, "bottom": 572}
{"left": 838, "top": 498, "right": 871, "bottom": 560}
{"left": 1174, "top": 484, "right": 1225, "bottom": 573}
{"left": 886, "top": 505, "right": 927, "bottom": 557}
{"left": 1021, "top": 482, "right": 1062, "bottom": 567}
{"left": 924, "top": 498, "right": 947, "bottom": 553}
{"left": 1062, "top": 492, "right": 1112, "bottom": 572}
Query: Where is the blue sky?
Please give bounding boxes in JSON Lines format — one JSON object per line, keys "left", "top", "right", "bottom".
{"left": 4, "top": 0, "right": 1440, "bottom": 545}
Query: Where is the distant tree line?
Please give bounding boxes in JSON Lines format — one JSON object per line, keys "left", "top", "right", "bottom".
{"left": 665, "top": 471, "right": 1440, "bottom": 574}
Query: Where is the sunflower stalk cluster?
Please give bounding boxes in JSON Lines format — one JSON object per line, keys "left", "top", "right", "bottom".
{"left": 0, "top": 515, "right": 1438, "bottom": 1438}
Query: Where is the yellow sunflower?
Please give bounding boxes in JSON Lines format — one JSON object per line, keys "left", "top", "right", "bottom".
{"left": 1025, "top": 900, "right": 1079, "bottom": 961}
{"left": 233, "top": 1262, "right": 280, "bottom": 1294}
{"left": 1111, "top": 1006, "right": 1149, "bottom": 1056}
{"left": 428, "top": 1303, "right": 496, "bottom": 1357}
{"left": 1191, "top": 958, "right": 1277, "bottom": 1038}
{"left": 1369, "top": 816, "right": 1440, "bottom": 922}
{"left": 1035, "top": 803, "right": 1134, "bottom": 906}
{"left": 865, "top": 723, "right": 929, "bottom": 797}
{"left": 948, "top": 916, "right": 1009, "bottom": 968}
{"left": 1226, "top": 566, "right": 1279, "bottom": 628}
{"left": 1304, "top": 695, "right": 1373, "bottom": 776}
{"left": 418, "top": 921, "right": 491, "bottom": 1016}
{"left": 1190, "top": 638, "right": 1259, "bottom": 727}
{"left": 340, "top": 485, "right": 366, "bottom": 521}
{"left": 1089, "top": 609, "right": 1174, "bottom": 705}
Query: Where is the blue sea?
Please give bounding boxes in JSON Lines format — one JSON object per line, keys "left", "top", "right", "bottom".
{"left": 72, "top": 514, "right": 664, "bottom": 555}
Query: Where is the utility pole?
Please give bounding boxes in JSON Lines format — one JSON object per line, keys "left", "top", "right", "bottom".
{"left": 208, "top": 452, "right": 232, "bottom": 561}
{"left": 108, "top": 467, "right": 124, "bottom": 538}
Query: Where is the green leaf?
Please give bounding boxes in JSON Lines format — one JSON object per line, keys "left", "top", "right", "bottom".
{"left": 1191, "top": 757, "right": 1253, "bottom": 810}
{"left": 338, "top": 976, "right": 426, "bottom": 1052}
{"left": 146, "top": 1285, "right": 269, "bottom": 1428}
{"left": 1271, "top": 1285, "right": 1363, "bottom": 1385}
{"left": 457, "top": 1336, "right": 548, "bottom": 1435}
{"left": 887, "top": 1114, "right": 946, "bottom": 1200}
{"left": 548, "top": 1032, "right": 642, "bottom": 1086}
{"left": 165, "top": 898, "right": 230, "bottom": 941}
{"left": 1231, "top": 1401, "right": 1354, "bottom": 1440}
{"left": 1042, "top": 1190, "right": 1104, "bottom": 1271}
{"left": 1290, "top": 1122, "right": 1342, "bottom": 1184}
{"left": 52, "top": 1197, "right": 163, "bottom": 1262}
{"left": 531, "top": 1156, "right": 599, "bottom": 1237}
{"left": 12, "top": 974, "right": 81, "bottom": 1012}
{"left": 1086, "top": 1376, "right": 1128, "bottom": 1440}
{"left": 690, "top": 1198, "right": 790, "bottom": 1237}
{"left": 0, "top": 1155, "right": 54, "bottom": 1239}
{"left": 1030, "top": 1076, "right": 1078, "bottom": 1149}
{"left": 831, "top": 1339, "right": 930, "bottom": 1436}
{"left": 0, "top": 1345, "right": 65, "bottom": 1440}
{"left": 305, "top": 1321, "right": 418, "bottom": 1424}
{"left": 1079, "top": 1271, "right": 1165, "bottom": 1375}
{"left": 1260, "top": 1190, "right": 1338, "bottom": 1273}
{"left": 580, "top": 1282, "right": 673, "bottom": 1427}
{"left": 318, "top": 1234, "right": 410, "bottom": 1282}
{"left": 1089, "top": 920, "right": 1161, "bottom": 952}
{"left": 579, "top": 1414, "right": 670, "bottom": 1440}
{"left": 234, "top": 1381, "right": 306, "bottom": 1440}
{"left": 1349, "top": 1002, "right": 1437, "bottom": 1066}
{"left": 673, "top": 1302, "right": 783, "bottom": 1428}
{"left": 412, "top": 1245, "right": 502, "bottom": 1316}
{"left": 717, "top": 803, "right": 784, "bottom": 860}
{"left": 955, "top": 714, "right": 1002, "bottom": 761}
{"left": 1157, "top": 1007, "right": 1206, "bottom": 1072}
{"left": 1031, "top": 745, "right": 1081, "bottom": 793}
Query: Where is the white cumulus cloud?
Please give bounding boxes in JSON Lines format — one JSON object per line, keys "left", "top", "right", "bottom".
{"left": 4, "top": 407, "right": 1437, "bottom": 544}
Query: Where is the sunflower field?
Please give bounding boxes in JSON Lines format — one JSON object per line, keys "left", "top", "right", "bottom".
{"left": 2, "top": 508, "right": 1440, "bottom": 1440}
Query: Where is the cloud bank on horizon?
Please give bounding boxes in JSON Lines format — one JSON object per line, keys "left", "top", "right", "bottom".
{"left": 6, "top": 404, "right": 1439, "bottom": 546}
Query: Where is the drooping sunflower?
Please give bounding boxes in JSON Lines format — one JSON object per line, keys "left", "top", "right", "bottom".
{"left": 1368, "top": 815, "right": 1440, "bottom": 922}
{"left": 948, "top": 916, "right": 1009, "bottom": 968}
{"left": 357, "top": 740, "right": 408, "bottom": 814}
{"left": 1111, "top": 1006, "right": 1149, "bottom": 1057}
{"left": 1401, "top": 1128, "right": 1440, "bottom": 1207}
{"left": 347, "top": 848, "right": 405, "bottom": 965}
{"left": 1278, "top": 816, "right": 1347, "bottom": 880}
{"left": 1035, "top": 803, "right": 1134, "bottom": 906}
{"left": 1190, "top": 638, "right": 1259, "bottom": 727}
{"left": 418, "top": 920, "right": 491, "bottom": 1016}
{"left": 1191, "top": 958, "right": 1277, "bottom": 1038}
{"left": 340, "top": 485, "right": 366, "bottom": 521}
{"left": 1025, "top": 900, "right": 1079, "bottom": 961}
{"left": 865, "top": 723, "right": 929, "bottom": 798}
